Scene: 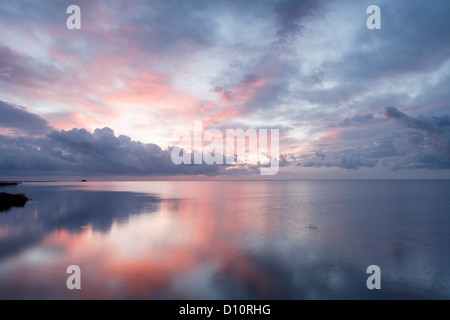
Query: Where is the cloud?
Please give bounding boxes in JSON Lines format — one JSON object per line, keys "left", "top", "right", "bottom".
{"left": 328, "top": 1, "right": 450, "bottom": 81}
{"left": 0, "top": 45, "right": 61, "bottom": 92}
{"left": 384, "top": 106, "right": 450, "bottom": 134}
{"left": 1, "top": 1, "right": 450, "bottom": 178}
{"left": 339, "top": 114, "right": 375, "bottom": 128}
{"left": 0, "top": 125, "right": 284, "bottom": 177}
{"left": 295, "top": 107, "right": 450, "bottom": 171}
{"left": 384, "top": 106, "right": 450, "bottom": 169}
{"left": 273, "top": 0, "right": 319, "bottom": 44}
{"left": 44, "top": 127, "right": 224, "bottom": 176}
{"left": 0, "top": 100, "right": 53, "bottom": 135}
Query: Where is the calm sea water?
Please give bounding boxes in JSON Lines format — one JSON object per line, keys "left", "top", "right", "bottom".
{"left": 0, "top": 180, "right": 449, "bottom": 299}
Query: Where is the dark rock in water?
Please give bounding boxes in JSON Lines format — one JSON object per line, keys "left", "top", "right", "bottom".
{"left": 0, "top": 192, "right": 29, "bottom": 212}
{"left": 0, "top": 182, "right": 19, "bottom": 186}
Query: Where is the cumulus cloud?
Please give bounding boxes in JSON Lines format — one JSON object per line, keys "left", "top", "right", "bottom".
{"left": 0, "top": 125, "right": 285, "bottom": 177}
{"left": 43, "top": 127, "right": 225, "bottom": 176}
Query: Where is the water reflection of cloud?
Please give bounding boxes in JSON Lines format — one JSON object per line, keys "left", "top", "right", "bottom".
{"left": 0, "top": 181, "right": 449, "bottom": 299}
{"left": 0, "top": 189, "right": 164, "bottom": 261}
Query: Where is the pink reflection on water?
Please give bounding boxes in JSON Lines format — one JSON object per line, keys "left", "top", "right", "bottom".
{"left": 0, "top": 182, "right": 283, "bottom": 299}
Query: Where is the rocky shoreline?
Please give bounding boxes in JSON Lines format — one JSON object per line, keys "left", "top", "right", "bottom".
{"left": 0, "top": 192, "right": 30, "bottom": 212}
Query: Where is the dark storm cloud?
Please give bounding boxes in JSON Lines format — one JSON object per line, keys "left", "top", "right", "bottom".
{"left": 0, "top": 100, "right": 53, "bottom": 135}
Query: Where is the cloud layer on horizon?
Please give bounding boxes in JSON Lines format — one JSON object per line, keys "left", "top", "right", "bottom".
{"left": 1, "top": 104, "right": 449, "bottom": 177}
{"left": 1, "top": 0, "right": 450, "bottom": 178}
{"left": 0, "top": 125, "right": 228, "bottom": 177}
{"left": 294, "top": 107, "right": 450, "bottom": 170}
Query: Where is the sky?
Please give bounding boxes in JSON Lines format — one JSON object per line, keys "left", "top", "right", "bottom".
{"left": 1, "top": 0, "right": 450, "bottom": 180}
